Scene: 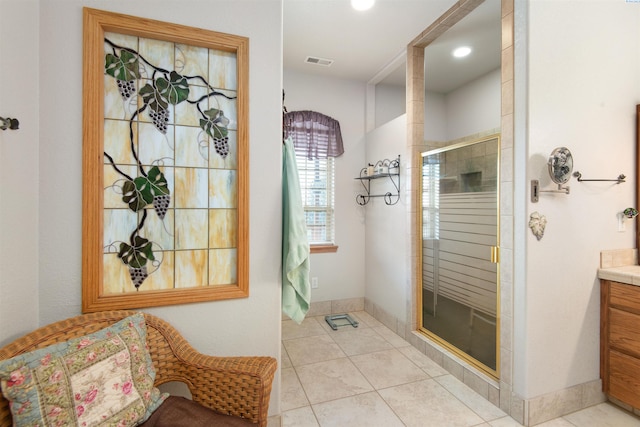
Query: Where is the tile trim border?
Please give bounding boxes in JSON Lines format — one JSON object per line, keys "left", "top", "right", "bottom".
{"left": 282, "top": 297, "right": 366, "bottom": 321}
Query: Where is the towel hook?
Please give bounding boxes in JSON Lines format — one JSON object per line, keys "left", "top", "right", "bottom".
{"left": 0, "top": 116, "right": 19, "bottom": 131}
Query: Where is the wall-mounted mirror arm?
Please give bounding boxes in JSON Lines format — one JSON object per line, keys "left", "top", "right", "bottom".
{"left": 531, "top": 180, "right": 570, "bottom": 203}
{"left": 572, "top": 171, "right": 626, "bottom": 184}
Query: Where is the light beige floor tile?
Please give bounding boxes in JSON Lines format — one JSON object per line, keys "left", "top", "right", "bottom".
{"left": 282, "top": 406, "right": 319, "bottom": 427}
{"left": 295, "top": 357, "right": 374, "bottom": 404}
{"left": 350, "top": 348, "right": 428, "bottom": 389}
{"left": 280, "top": 318, "right": 640, "bottom": 427}
{"left": 281, "top": 367, "right": 310, "bottom": 411}
{"left": 267, "top": 414, "right": 281, "bottom": 427}
{"left": 281, "top": 342, "right": 292, "bottom": 369}
{"left": 561, "top": 402, "right": 640, "bottom": 426}
{"left": 534, "top": 418, "right": 577, "bottom": 427}
{"left": 488, "top": 416, "right": 525, "bottom": 427}
{"left": 329, "top": 327, "right": 393, "bottom": 356}
{"left": 313, "top": 391, "right": 404, "bottom": 427}
{"left": 282, "top": 316, "right": 327, "bottom": 341}
{"left": 317, "top": 314, "right": 361, "bottom": 333}
{"left": 283, "top": 334, "right": 346, "bottom": 366}
{"left": 351, "top": 311, "right": 384, "bottom": 328}
{"left": 398, "top": 344, "right": 448, "bottom": 377}
{"left": 435, "top": 374, "right": 506, "bottom": 421}
{"left": 373, "top": 325, "right": 411, "bottom": 347}
{"left": 379, "top": 379, "right": 484, "bottom": 427}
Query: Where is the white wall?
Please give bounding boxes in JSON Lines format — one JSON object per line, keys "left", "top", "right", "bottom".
{"left": 0, "top": 0, "right": 283, "bottom": 415}
{"left": 363, "top": 115, "right": 408, "bottom": 321}
{"left": 0, "top": 0, "right": 40, "bottom": 344}
{"left": 516, "top": 0, "right": 640, "bottom": 400}
{"left": 424, "top": 68, "right": 501, "bottom": 143}
{"left": 445, "top": 68, "right": 501, "bottom": 141}
{"left": 283, "top": 69, "right": 367, "bottom": 304}
{"left": 425, "top": 91, "right": 447, "bottom": 142}
{"left": 375, "top": 83, "right": 405, "bottom": 128}
{"left": 375, "top": 68, "right": 501, "bottom": 142}
{"left": 374, "top": 68, "right": 500, "bottom": 144}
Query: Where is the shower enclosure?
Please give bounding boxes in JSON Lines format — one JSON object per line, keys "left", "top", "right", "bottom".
{"left": 420, "top": 135, "right": 500, "bottom": 376}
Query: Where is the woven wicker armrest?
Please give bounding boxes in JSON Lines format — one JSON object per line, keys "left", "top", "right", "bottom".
{"left": 143, "top": 313, "right": 277, "bottom": 426}
{"left": 0, "top": 310, "right": 277, "bottom": 427}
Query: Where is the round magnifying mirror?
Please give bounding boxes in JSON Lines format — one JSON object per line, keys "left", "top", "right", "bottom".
{"left": 548, "top": 147, "right": 573, "bottom": 184}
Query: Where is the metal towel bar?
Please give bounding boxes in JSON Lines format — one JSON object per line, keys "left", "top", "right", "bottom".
{"left": 573, "top": 171, "right": 625, "bottom": 183}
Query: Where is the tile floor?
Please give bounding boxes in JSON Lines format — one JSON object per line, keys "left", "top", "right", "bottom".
{"left": 280, "top": 311, "right": 640, "bottom": 427}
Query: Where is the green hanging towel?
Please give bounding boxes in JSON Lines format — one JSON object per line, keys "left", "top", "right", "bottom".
{"left": 282, "top": 137, "right": 311, "bottom": 324}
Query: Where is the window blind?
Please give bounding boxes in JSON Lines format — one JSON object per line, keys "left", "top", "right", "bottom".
{"left": 296, "top": 154, "right": 335, "bottom": 245}
{"left": 284, "top": 109, "right": 342, "bottom": 246}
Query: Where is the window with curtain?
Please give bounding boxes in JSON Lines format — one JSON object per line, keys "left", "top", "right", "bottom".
{"left": 284, "top": 110, "right": 344, "bottom": 249}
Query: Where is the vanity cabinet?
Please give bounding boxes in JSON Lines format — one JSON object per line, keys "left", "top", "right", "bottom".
{"left": 601, "top": 279, "right": 640, "bottom": 409}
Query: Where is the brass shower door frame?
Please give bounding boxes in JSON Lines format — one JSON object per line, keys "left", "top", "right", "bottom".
{"left": 417, "top": 134, "right": 501, "bottom": 379}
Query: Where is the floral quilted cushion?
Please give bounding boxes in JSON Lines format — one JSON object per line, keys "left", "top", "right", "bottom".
{"left": 0, "top": 313, "right": 167, "bottom": 427}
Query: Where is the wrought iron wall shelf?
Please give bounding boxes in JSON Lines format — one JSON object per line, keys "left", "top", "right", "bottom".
{"left": 355, "top": 155, "right": 400, "bottom": 206}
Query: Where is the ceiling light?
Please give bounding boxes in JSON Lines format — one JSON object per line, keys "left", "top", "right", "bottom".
{"left": 351, "top": 0, "right": 375, "bottom": 11}
{"left": 452, "top": 46, "right": 472, "bottom": 58}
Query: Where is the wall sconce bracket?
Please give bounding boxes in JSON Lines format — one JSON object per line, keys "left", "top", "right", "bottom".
{"left": 0, "top": 117, "right": 19, "bottom": 131}
{"left": 531, "top": 180, "right": 570, "bottom": 203}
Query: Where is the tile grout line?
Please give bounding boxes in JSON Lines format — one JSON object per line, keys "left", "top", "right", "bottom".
{"left": 285, "top": 312, "right": 441, "bottom": 426}
{"left": 284, "top": 312, "right": 494, "bottom": 426}
{"left": 281, "top": 313, "right": 640, "bottom": 427}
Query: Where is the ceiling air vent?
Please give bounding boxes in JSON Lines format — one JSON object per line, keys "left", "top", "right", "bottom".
{"left": 305, "top": 56, "right": 334, "bottom": 67}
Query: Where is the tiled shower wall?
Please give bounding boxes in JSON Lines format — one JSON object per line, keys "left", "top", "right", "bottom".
{"left": 403, "top": 0, "right": 515, "bottom": 414}
{"left": 394, "top": 0, "right": 606, "bottom": 425}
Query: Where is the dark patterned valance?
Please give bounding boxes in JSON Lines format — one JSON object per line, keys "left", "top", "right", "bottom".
{"left": 283, "top": 110, "right": 344, "bottom": 159}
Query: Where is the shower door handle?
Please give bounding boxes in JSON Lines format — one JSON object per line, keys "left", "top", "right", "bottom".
{"left": 490, "top": 246, "right": 500, "bottom": 264}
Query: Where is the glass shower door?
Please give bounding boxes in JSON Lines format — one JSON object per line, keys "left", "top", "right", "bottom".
{"left": 420, "top": 135, "right": 500, "bottom": 375}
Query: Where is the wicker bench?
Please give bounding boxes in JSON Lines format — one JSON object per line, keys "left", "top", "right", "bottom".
{"left": 0, "top": 310, "right": 277, "bottom": 427}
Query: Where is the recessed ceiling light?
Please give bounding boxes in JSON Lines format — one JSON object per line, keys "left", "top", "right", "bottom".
{"left": 452, "top": 46, "right": 472, "bottom": 58}
{"left": 351, "top": 0, "right": 375, "bottom": 11}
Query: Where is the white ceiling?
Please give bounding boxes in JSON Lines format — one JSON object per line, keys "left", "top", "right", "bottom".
{"left": 283, "top": 0, "right": 502, "bottom": 94}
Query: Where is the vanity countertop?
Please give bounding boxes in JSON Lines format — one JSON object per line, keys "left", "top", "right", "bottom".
{"left": 598, "top": 264, "right": 640, "bottom": 286}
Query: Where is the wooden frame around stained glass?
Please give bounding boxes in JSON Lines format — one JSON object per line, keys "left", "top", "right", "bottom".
{"left": 82, "top": 8, "right": 249, "bottom": 312}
